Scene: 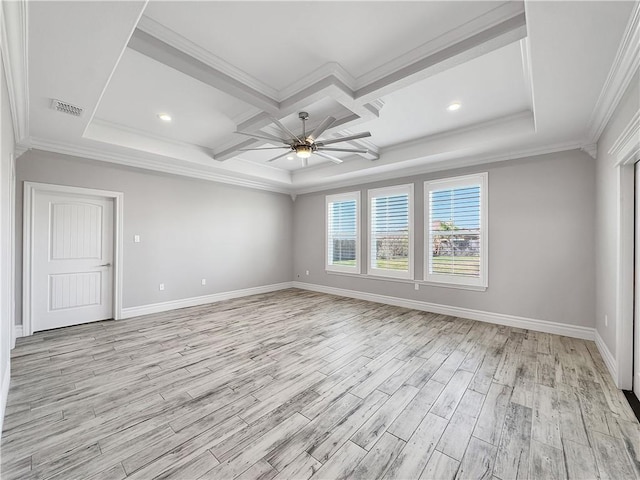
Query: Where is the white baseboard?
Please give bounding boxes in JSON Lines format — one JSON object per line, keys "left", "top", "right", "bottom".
{"left": 121, "top": 282, "right": 294, "bottom": 319}
{"left": 292, "top": 282, "right": 596, "bottom": 341}
{"left": 0, "top": 359, "right": 10, "bottom": 440}
{"left": 11, "top": 325, "right": 23, "bottom": 349}
{"left": 595, "top": 328, "right": 618, "bottom": 386}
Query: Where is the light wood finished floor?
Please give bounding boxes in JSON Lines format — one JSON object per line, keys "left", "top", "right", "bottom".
{"left": 2, "top": 289, "right": 639, "bottom": 480}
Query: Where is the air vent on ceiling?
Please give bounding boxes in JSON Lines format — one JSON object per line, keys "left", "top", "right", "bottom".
{"left": 51, "top": 99, "right": 83, "bottom": 117}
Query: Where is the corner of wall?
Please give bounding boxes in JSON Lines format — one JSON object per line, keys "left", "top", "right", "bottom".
{"left": 595, "top": 327, "right": 619, "bottom": 387}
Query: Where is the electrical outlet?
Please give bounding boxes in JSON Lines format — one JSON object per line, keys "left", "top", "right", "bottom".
{"left": 605, "top": 314, "right": 608, "bottom": 327}
{"left": 305, "top": 270, "right": 309, "bottom": 276}
{"left": 201, "top": 278, "right": 206, "bottom": 286}
{"left": 134, "top": 234, "right": 140, "bottom": 243}
{"left": 159, "top": 283, "right": 165, "bottom": 291}
{"left": 414, "top": 283, "right": 419, "bottom": 291}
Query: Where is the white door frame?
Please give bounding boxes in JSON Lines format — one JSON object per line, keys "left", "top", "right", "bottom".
{"left": 612, "top": 110, "right": 639, "bottom": 390}
{"left": 22, "top": 182, "right": 124, "bottom": 336}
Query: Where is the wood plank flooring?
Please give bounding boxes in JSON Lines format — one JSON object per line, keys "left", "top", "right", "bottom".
{"left": 2, "top": 289, "right": 639, "bottom": 479}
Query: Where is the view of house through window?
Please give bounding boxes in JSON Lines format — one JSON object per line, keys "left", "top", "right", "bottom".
{"left": 426, "top": 173, "right": 487, "bottom": 287}
{"left": 369, "top": 185, "right": 413, "bottom": 279}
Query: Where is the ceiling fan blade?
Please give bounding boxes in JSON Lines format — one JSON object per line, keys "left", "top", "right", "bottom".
{"left": 238, "top": 147, "right": 290, "bottom": 151}
{"left": 307, "top": 116, "right": 336, "bottom": 142}
{"left": 316, "top": 132, "right": 371, "bottom": 146}
{"left": 235, "top": 131, "right": 289, "bottom": 144}
{"left": 270, "top": 117, "right": 302, "bottom": 143}
{"left": 317, "top": 147, "right": 368, "bottom": 154}
{"left": 267, "top": 151, "right": 292, "bottom": 163}
{"left": 315, "top": 151, "right": 343, "bottom": 164}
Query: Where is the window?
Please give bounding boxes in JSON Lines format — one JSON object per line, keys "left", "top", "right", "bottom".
{"left": 425, "top": 173, "right": 487, "bottom": 287}
{"left": 368, "top": 184, "right": 413, "bottom": 279}
{"left": 326, "top": 192, "right": 360, "bottom": 273}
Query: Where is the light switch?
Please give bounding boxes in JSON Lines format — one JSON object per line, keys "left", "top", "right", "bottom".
{"left": 134, "top": 235, "right": 140, "bottom": 243}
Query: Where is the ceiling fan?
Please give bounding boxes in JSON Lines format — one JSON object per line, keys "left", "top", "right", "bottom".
{"left": 235, "top": 112, "right": 371, "bottom": 166}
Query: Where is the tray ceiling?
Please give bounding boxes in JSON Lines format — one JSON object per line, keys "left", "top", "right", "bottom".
{"left": 16, "top": 1, "right": 637, "bottom": 193}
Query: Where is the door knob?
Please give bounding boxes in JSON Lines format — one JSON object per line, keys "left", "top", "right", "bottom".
{"left": 98, "top": 263, "right": 112, "bottom": 267}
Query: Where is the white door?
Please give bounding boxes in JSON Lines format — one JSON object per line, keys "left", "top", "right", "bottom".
{"left": 635, "top": 162, "right": 640, "bottom": 400}
{"left": 32, "top": 190, "right": 114, "bottom": 331}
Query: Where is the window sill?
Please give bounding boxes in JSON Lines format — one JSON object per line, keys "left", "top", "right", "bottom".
{"left": 325, "top": 270, "right": 488, "bottom": 292}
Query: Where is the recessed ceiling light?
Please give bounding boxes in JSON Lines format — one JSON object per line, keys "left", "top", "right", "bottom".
{"left": 447, "top": 102, "right": 461, "bottom": 112}
{"left": 287, "top": 155, "right": 294, "bottom": 160}
{"left": 157, "top": 113, "right": 172, "bottom": 122}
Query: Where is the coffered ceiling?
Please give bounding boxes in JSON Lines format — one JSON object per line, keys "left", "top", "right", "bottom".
{"left": 9, "top": 1, "right": 638, "bottom": 193}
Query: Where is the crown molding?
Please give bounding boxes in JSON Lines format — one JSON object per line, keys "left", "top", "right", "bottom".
{"left": 355, "top": 2, "right": 525, "bottom": 89}
{"left": 129, "top": 29, "right": 279, "bottom": 114}
{"left": 0, "top": 0, "right": 29, "bottom": 142}
{"left": 580, "top": 144, "right": 597, "bottom": 160}
{"left": 27, "top": 137, "right": 293, "bottom": 195}
{"left": 292, "top": 140, "right": 584, "bottom": 195}
{"left": 585, "top": 1, "right": 640, "bottom": 143}
{"left": 89, "top": 117, "right": 216, "bottom": 154}
{"left": 134, "top": 5, "right": 525, "bottom": 125}
{"left": 609, "top": 110, "right": 640, "bottom": 166}
{"left": 519, "top": 37, "right": 537, "bottom": 131}
{"left": 136, "top": 15, "right": 279, "bottom": 100}
{"left": 355, "top": 12, "right": 526, "bottom": 101}
{"left": 279, "top": 62, "right": 356, "bottom": 102}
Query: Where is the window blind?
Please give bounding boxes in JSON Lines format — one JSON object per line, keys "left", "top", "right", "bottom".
{"left": 428, "top": 181, "right": 482, "bottom": 279}
{"left": 327, "top": 193, "right": 359, "bottom": 272}
{"left": 370, "top": 186, "right": 411, "bottom": 277}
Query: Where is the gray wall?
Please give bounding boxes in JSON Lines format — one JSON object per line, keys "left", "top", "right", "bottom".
{"left": 294, "top": 149, "right": 596, "bottom": 328}
{"left": 15, "top": 150, "right": 294, "bottom": 322}
{"left": 595, "top": 71, "right": 640, "bottom": 356}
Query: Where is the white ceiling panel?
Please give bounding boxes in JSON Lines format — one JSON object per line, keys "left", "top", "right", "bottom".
{"left": 361, "top": 41, "right": 530, "bottom": 147}
{"left": 143, "top": 1, "right": 507, "bottom": 90}
{"left": 93, "top": 48, "right": 260, "bottom": 148}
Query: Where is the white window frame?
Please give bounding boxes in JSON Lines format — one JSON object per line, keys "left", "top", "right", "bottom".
{"left": 424, "top": 173, "right": 488, "bottom": 288}
{"left": 368, "top": 184, "right": 414, "bottom": 280}
{"left": 325, "top": 191, "right": 361, "bottom": 274}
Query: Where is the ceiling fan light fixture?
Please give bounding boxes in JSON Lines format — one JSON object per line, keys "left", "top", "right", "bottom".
{"left": 295, "top": 145, "right": 312, "bottom": 158}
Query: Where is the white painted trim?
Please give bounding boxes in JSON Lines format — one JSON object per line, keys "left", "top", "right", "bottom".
{"left": 519, "top": 37, "right": 536, "bottom": 131}
{"left": 326, "top": 270, "right": 487, "bottom": 292}
{"left": 595, "top": 329, "right": 618, "bottom": 385}
{"left": 368, "top": 184, "right": 414, "bottom": 280}
{"left": 0, "top": 0, "right": 29, "bottom": 142}
{"left": 121, "top": 282, "right": 293, "bottom": 319}
{"left": 82, "top": 2, "right": 148, "bottom": 137}
{"left": 293, "top": 282, "right": 595, "bottom": 341}
{"left": 136, "top": 3, "right": 523, "bottom": 103}
{"left": 27, "top": 138, "right": 294, "bottom": 195}
{"left": 22, "top": 182, "right": 124, "bottom": 336}
{"left": 0, "top": 358, "right": 10, "bottom": 440}
{"left": 586, "top": 1, "right": 640, "bottom": 143}
{"left": 611, "top": 111, "right": 640, "bottom": 166}
{"left": 137, "top": 15, "right": 278, "bottom": 101}
{"left": 9, "top": 153, "right": 16, "bottom": 349}
{"left": 615, "top": 163, "right": 635, "bottom": 390}
{"left": 293, "top": 140, "right": 585, "bottom": 195}
{"left": 326, "top": 191, "right": 361, "bottom": 274}
{"left": 424, "top": 172, "right": 488, "bottom": 288}
{"left": 12, "top": 325, "right": 23, "bottom": 349}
